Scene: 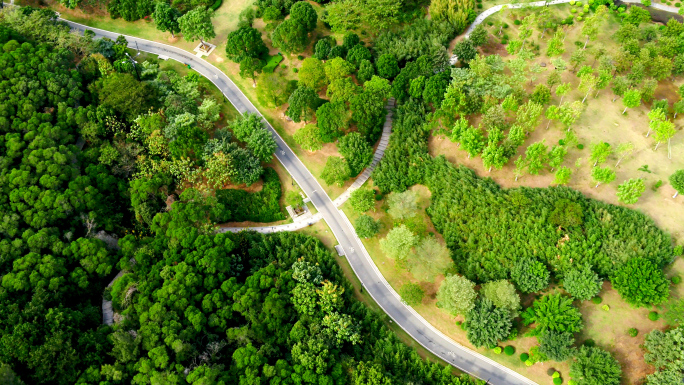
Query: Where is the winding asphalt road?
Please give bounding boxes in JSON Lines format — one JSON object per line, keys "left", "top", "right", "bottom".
{"left": 61, "top": 21, "right": 537, "bottom": 385}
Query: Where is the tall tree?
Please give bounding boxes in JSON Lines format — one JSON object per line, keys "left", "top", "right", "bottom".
{"left": 239, "top": 57, "right": 263, "bottom": 87}
{"left": 290, "top": 1, "right": 318, "bottom": 32}
{"left": 271, "top": 19, "right": 308, "bottom": 53}
{"left": 589, "top": 142, "right": 612, "bottom": 166}
{"left": 616, "top": 178, "right": 646, "bottom": 204}
{"left": 286, "top": 86, "right": 318, "bottom": 123}
{"left": 591, "top": 166, "right": 616, "bottom": 188}
{"left": 563, "top": 264, "right": 602, "bottom": 301}
{"left": 436, "top": 275, "right": 478, "bottom": 316}
{"left": 380, "top": 224, "right": 418, "bottom": 260}
{"left": 177, "top": 6, "right": 216, "bottom": 46}
{"left": 622, "top": 89, "right": 641, "bottom": 114}
{"left": 321, "top": 156, "right": 351, "bottom": 186}
{"left": 670, "top": 170, "right": 684, "bottom": 198}
{"left": 570, "top": 347, "right": 622, "bottom": 385}
{"left": 612, "top": 257, "right": 670, "bottom": 307}
{"left": 464, "top": 299, "right": 513, "bottom": 348}
{"left": 225, "top": 26, "right": 268, "bottom": 62}
{"left": 153, "top": 2, "right": 181, "bottom": 38}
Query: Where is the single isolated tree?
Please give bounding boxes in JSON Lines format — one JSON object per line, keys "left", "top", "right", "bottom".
{"left": 436, "top": 274, "right": 478, "bottom": 316}
{"left": 669, "top": 170, "right": 684, "bottom": 198}
{"left": 399, "top": 282, "right": 424, "bottom": 306}
{"left": 591, "top": 166, "right": 616, "bottom": 188}
{"left": 178, "top": 6, "right": 216, "bottom": 47}
{"left": 355, "top": 214, "right": 380, "bottom": 238}
{"left": 153, "top": 2, "right": 181, "bottom": 38}
{"left": 349, "top": 188, "right": 375, "bottom": 212}
{"left": 239, "top": 57, "right": 263, "bottom": 87}
{"left": 408, "top": 237, "right": 452, "bottom": 282}
{"left": 225, "top": 26, "right": 268, "bottom": 62}
{"left": 380, "top": 224, "right": 418, "bottom": 260}
{"left": 554, "top": 166, "right": 572, "bottom": 185}
{"left": 616, "top": 178, "right": 646, "bottom": 204}
{"left": 289, "top": 1, "right": 318, "bottom": 32}
{"left": 321, "top": 156, "right": 351, "bottom": 186}
{"left": 622, "top": 89, "right": 641, "bottom": 114}
{"left": 293, "top": 124, "right": 323, "bottom": 152}
{"left": 614, "top": 142, "right": 635, "bottom": 167}
{"left": 590, "top": 142, "right": 612, "bottom": 166}
{"left": 469, "top": 23, "right": 489, "bottom": 47}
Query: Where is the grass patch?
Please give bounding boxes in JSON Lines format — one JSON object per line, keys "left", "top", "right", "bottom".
{"left": 262, "top": 53, "right": 284, "bottom": 73}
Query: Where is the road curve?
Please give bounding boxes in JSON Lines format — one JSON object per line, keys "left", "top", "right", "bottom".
{"left": 63, "top": 20, "right": 535, "bottom": 385}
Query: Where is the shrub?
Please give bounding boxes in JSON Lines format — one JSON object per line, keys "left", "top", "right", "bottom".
{"left": 649, "top": 311, "right": 660, "bottom": 321}
{"left": 493, "top": 346, "right": 502, "bottom": 354}
{"left": 583, "top": 339, "right": 595, "bottom": 347}
{"left": 553, "top": 377, "right": 562, "bottom": 385}
{"left": 602, "top": 304, "right": 610, "bottom": 311}
{"left": 520, "top": 353, "right": 530, "bottom": 362}
{"left": 525, "top": 359, "right": 533, "bottom": 366}
{"left": 503, "top": 23, "right": 509, "bottom": 28}
{"left": 293, "top": 68, "right": 298, "bottom": 73}
{"left": 514, "top": 19, "right": 522, "bottom": 25}
{"left": 591, "top": 296, "right": 602, "bottom": 304}
{"left": 553, "top": 372, "right": 561, "bottom": 378}
{"left": 672, "top": 275, "right": 682, "bottom": 284}
{"left": 210, "top": 0, "right": 223, "bottom": 11}
{"left": 297, "top": 55, "right": 305, "bottom": 60}
{"left": 628, "top": 328, "right": 638, "bottom": 337}
{"left": 504, "top": 346, "right": 515, "bottom": 355}
{"left": 577, "top": 143, "right": 584, "bottom": 149}
{"left": 214, "top": 168, "right": 285, "bottom": 223}
{"left": 477, "top": 4, "right": 483, "bottom": 8}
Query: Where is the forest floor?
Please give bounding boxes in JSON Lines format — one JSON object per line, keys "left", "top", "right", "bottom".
{"left": 40, "top": 0, "right": 358, "bottom": 200}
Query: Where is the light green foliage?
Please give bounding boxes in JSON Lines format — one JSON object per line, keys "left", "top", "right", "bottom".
{"left": 387, "top": 190, "right": 419, "bottom": 220}
{"left": 399, "top": 282, "right": 425, "bottom": 306}
{"left": 670, "top": 170, "right": 684, "bottom": 197}
{"left": 644, "top": 327, "right": 684, "bottom": 384}
{"left": 286, "top": 190, "right": 305, "bottom": 209}
{"left": 380, "top": 224, "right": 418, "bottom": 260}
{"left": 481, "top": 280, "right": 521, "bottom": 317}
{"left": 461, "top": 126, "right": 485, "bottom": 158}
{"left": 436, "top": 274, "right": 478, "bottom": 316}
{"left": 522, "top": 293, "right": 583, "bottom": 336}
{"left": 464, "top": 298, "right": 513, "bottom": 348}
{"left": 589, "top": 142, "right": 612, "bottom": 166}
{"left": 563, "top": 264, "right": 602, "bottom": 301}
{"left": 408, "top": 237, "right": 452, "bottom": 282}
{"left": 622, "top": 89, "right": 641, "bottom": 114}
{"left": 324, "top": 57, "right": 355, "bottom": 82}
{"left": 570, "top": 346, "right": 622, "bottom": 385}
{"left": 616, "top": 178, "right": 646, "bottom": 204}
{"left": 177, "top": 6, "right": 216, "bottom": 44}
{"left": 554, "top": 167, "right": 572, "bottom": 185}
{"left": 611, "top": 257, "right": 670, "bottom": 307}
{"left": 547, "top": 30, "right": 565, "bottom": 57}
{"left": 298, "top": 57, "right": 327, "bottom": 91}
{"left": 354, "top": 214, "right": 381, "bottom": 238}
{"left": 591, "top": 166, "right": 616, "bottom": 187}
{"left": 524, "top": 141, "right": 549, "bottom": 175}
{"left": 539, "top": 330, "right": 575, "bottom": 362}
{"left": 271, "top": 19, "right": 308, "bottom": 54}
{"left": 321, "top": 156, "right": 351, "bottom": 186}
{"left": 293, "top": 124, "right": 323, "bottom": 151}
{"left": 325, "top": 0, "right": 402, "bottom": 32}
{"left": 349, "top": 188, "right": 376, "bottom": 212}
{"left": 548, "top": 145, "right": 568, "bottom": 170}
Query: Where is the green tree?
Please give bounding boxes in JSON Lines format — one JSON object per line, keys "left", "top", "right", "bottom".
{"left": 539, "top": 330, "right": 575, "bottom": 362}
{"left": 570, "top": 346, "right": 622, "bottom": 385}
{"left": 616, "top": 178, "right": 646, "bottom": 204}
{"left": 611, "top": 257, "right": 670, "bottom": 307}
{"left": 245, "top": 127, "right": 276, "bottom": 162}
{"left": 511, "top": 257, "right": 550, "bottom": 293}
{"left": 644, "top": 327, "right": 684, "bottom": 384}
{"left": 524, "top": 141, "right": 549, "bottom": 175}
{"left": 338, "top": 132, "right": 373, "bottom": 176}
{"left": 622, "top": 89, "right": 641, "bottom": 114}
{"left": 464, "top": 298, "right": 513, "bottom": 348}
{"left": 153, "top": 2, "right": 181, "bottom": 38}
{"left": 563, "top": 264, "right": 602, "bottom": 301}
{"left": 178, "top": 6, "right": 216, "bottom": 46}
{"left": 286, "top": 86, "right": 318, "bottom": 123}
{"left": 547, "top": 30, "right": 565, "bottom": 57}
{"left": 257, "top": 73, "right": 296, "bottom": 107}
{"left": 408, "top": 237, "right": 452, "bottom": 282}
{"left": 399, "top": 282, "right": 425, "bottom": 306}
{"left": 522, "top": 293, "right": 584, "bottom": 335}
{"left": 271, "top": 19, "right": 308, "bottom": 54}
{"left": 531, "top": 84, "right": 551, "bottom": 105}
{"left": 376, "top": 54, "right": 400, "bottom": 79}
{"left": 589, "top": 142, "right": 612, "bottom": 167}
{"left": 469, "top": 24, "right": 488, "bottom": 47}
{"left": 380, "top": 224, "right": 418, "bottom": 260}
{"left": 293, "top": 124, "right": 323, "bottom": 151}
{"left": 670, "top": 169, "right": 684, "bottom": 198}
{"left": 324, "top": 57, "right": 354, "bottom": 82}
{"left": 461, "top": 126, "right": 485, "bottom": 159}
{"left": 553, "top": 167, "right": 572, "bottom": 185}
{"left": 298, "top": 57, "right": 327, "bottom": 91}
{"left": 239, "top": 57, "right": 263, "bottom": 86}
{"left": 316, "top": 102, "right": 348, "bottom": 142}
{"left": 355, "top": 214, "right": 381, "bottom": 238}
{"left": 96, "top": 73, "right": 155, "bottom": 119}
{"left": 321, "top": 156, "right": 351, "bottom": 186}
{"left": 436, "top": 274, "right": 478, "bottom": 316}
{"left": 581, "top": 5, "right": 607, "bottom": 49}
{"left": 591, "top": 166, "right": 616, "bottom": 188}
{"left": 225, "top": 26, "right": 268, "bottom": 62}
{"left": 614, "top": 142, "right": 635, "bottom": 167}
{"left": 347, "top": 45, "right": 372, "bottom": 69}
{"left": 387, "top": 190, "right": 418, "bottom": 220}
{"left": 453, "top": 39, "right": 477, "bottom": 63}
{"left": 349, "top": 188, "right": 375, "bottom": 212}
{"left": 290, "top": 1, "right": 318, "bottom": 32}
{"left": 357, "top": 60, "right": 376, "bottom": 84}
{"left": 481, "top": 280, "right": 521, "bottom": 317}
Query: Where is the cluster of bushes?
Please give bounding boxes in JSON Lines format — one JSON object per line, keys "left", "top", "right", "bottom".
{"left": 214, "top": 167, "right": 285, "bottom": 223}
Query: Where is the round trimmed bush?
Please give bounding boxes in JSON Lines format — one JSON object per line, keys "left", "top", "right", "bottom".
{"left": 677, "top": 3, "right": 681, "bottom": 7}
{"left": 591, "top": 296, "right": 602, "bottom": 304}
{"left": 525, "top": 359, "right": 533, "bottom": 366}
{"left": 504, "top": 346, "right": 516, "bottom": 356}
{"left": 628, "top": 328, "right": 638, "bottom": 337}
{"left": 493, "top": 346, "right": 502, "bottom": 354}
{"left": 583, "top": 339, "right": 595, "bottom": 347}
{"left": 554, "top": 377, "right": 562, "bottom": 385}
{"left": 520, "top": 353, "right": 529, "bottom": 362}
{"left": 672, "top": 275, "right": 682, "bottom": 284}
{"left": 514, "top": 19, "right": 522, "bottom": 25}
{"left": 577, "top": 143, "right": 584, "bottom": 149}
{"left": 649, "top": 311, "right": 660, "bottom": 321}
{"left": 547, "top": 368, "right": 556, "bottom": 376}
{"left": 477, "top": 4, "right": 483, "bottom": 8}
{"left": 558, "top": 139, "right": 566, "bottom": 146}
{"left": 577, "top": 16, "right": 583, "bottom": 21}
{"left": 571, "top": 8, "right": 577, "bottom": 13}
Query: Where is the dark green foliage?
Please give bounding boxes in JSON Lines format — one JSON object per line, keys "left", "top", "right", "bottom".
{"left": 93, "top": 73, "right": 156, "bottom": 119}
{"left": 271, "top": 18, "right": 308, "bottom": 53}
{"left": 452, "top": 39, "right": 477, "bottom": 63}
{"left": 504, "top": 345, "right": 516, "bottom": 355}
{"left": 538, "top": 330, "right": 575, "bottom": 362}
{"left": 314, "top": 38, "right": 332, "bottom": 60}
{"left": 108, "top": 0, "right": 155, "bottom": 21}
{"left": 214, "top": 167, "right": 285, "bottom": 222}
{"left": 628, "top": 328, "right": 638, "bottom": 337}
{"left": 611, "top": 257, "right": 670, "bottom": 307}
{"left": 423, "top": 157, "right": 675, "bottom": 284}
{"left": 289, "top": 1, "right": 318, "bottom": 32}
{"left": 672, "top": 275, "right": 682, "bottom": 284}
{"left": 374, "top": 19, "right": 459, "bottom": 63}
{"left": 286, "top": 85, "right": 319, "bottom": 122}
{"left": 520, "top": 353, "right": 530, "bottom": 362}
{"left": 373, "top": 100, "right": 430, "bottom": 193}
{"left": 346, "top": 45, "right": 372, "bottom": 68}
{"left": 522, "top": 293, "right": 583, "bottom": 336}
{"left": 338, "top": 132, "right": 373, "bottom": 176}
{"left": 316, "top": 101, "right": 347, "bottom": 142}
{"left": 563, "top": 263, "right": 602, "bottom": 301}
{"left": 591, "top": 296, "right": 602, "bottom": 304}
{"left": 153, "top": 2, "right": 181, "bottom": 37}
{"left": 464, "top": 298, "right": 513, "bottom": 348}
{"left": 355, "top": 214, "right": 381, "bottom": 238}
{"left": 549, "top": 199, "right": 584, "bottom": 228}
{"left": 255, "top": 0, "right": 300, "bottom": 15}
{"left": 377, "top": 53, "right": 400, "bottom": 79}
{"left": 649, "top": 311, "right": 660, "bottom": 321}
{"left": 511, "top": 257, "right": 550, "bottom": 293}
{"left": 570, "top": 346, "right": 622, "bottom": 385}
{"left": 225, "top": 26, "right": 268, "bottom": 62}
